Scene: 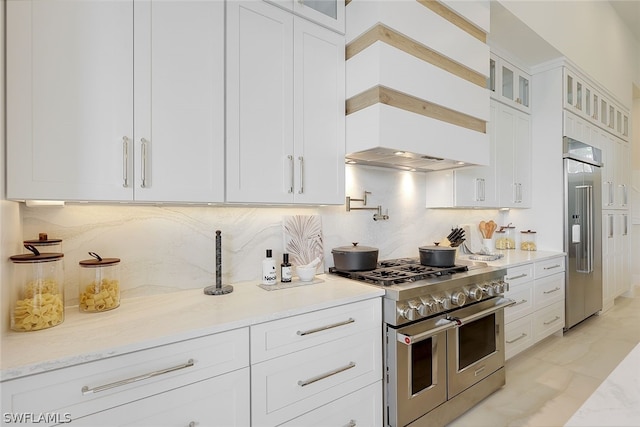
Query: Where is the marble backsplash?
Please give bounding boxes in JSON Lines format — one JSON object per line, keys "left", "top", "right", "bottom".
{"left": 9, "top": 165, "right": 510, "bottom": 312}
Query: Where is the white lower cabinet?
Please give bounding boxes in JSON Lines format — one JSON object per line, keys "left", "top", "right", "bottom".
{"left": 1, "top": 329, "right": 250, "bottom": 426}
{"left": 250, "top": 299, "right": 383, "bottom": 427}
{"left": 279, "top": 381, "right": 383, "bottom": 427}
{"left": 504, "top": 315, "right": 534, "bottom": 360}
{"left": 504, "top": 256, "right": 566, "bottom": 360}
{"left": 68, "top": 368, "right": 250, "bottom": 426}
{"left": 1, "top": 298, "right": 383, "bottom": 427}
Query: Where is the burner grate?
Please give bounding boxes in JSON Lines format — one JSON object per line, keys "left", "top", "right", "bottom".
{"left": 330, "top": 258, "right": 468, "bottom": 286}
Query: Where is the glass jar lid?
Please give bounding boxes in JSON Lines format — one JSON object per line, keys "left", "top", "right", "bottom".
{"left": 10, "top": 245, "right": 63, "bottom": 263}
{"left": 521, "top": 230, "right": 537, "bottom": 234}
{"left": 79, "top": 252, "right": 120, "bottom": 267}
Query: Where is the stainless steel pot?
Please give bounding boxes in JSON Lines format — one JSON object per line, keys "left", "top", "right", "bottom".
{"left": 419, "top": 245, "right": 457, "bottom": 267}
{"left": 332, "top": 243, "right": 379, "bottom": 271}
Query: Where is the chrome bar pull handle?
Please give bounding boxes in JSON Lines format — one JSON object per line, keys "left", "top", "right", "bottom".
{"left": 506, "top": 333, "right": 527, "bottom": 344}
{"left": 122, "top": 136, "right": 130, "bottom": 188}
{"left": 82, "top": 359, "right": 194, "bottom": 395}
{"left": 298, "top": 156, "right": 304, "bottom": 194}
{"left": 298, "top": 362, "right": 356, "bottom": 387}
{"left": 623, "top": 214, "right": 628, "bottom": 236}
{"left": 543, "top": 264, "right": 562, "bottom": 270}
{"left": 544, "top": 316, "right": 561, "bottom": 326}
{"left": 140, "top": 138, "right": 149, "bottom": 188}
{"left": 297, "top": 318, "right": 355, "bottom": 336}
{"left": 621, "top": 184, "right": 628, "bottom": 206}
{"left": 543, "top": 287, "right": 561, "bottom": 294}
{"left": 288, "top": 155, "right": 294, "bottom": 194}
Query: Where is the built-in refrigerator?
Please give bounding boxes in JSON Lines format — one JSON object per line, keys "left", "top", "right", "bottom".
{"left": 563, "top": 137, "right": 603, "bottom": 330}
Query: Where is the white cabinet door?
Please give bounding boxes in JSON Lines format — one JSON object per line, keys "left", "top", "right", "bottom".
{"left": 7, "top": 0, "right": 224, "bottom": 203}
{"left": 226, "top": 1, "right": 294, "bottom": 203}
{"left": 7, "top": 0, "right": 134, "bottom": 201}
{"left": 69, "top": 368, "right": 250, "bottom": 427}
{"left": 293, "top": 18, "right": 345, "bottom": 204}
{"left": 226, "top": 0, "right": 345, "bottom": 205}
{"left": 495, "top": 102, "right": 532, "bottom": 207}
{"left": 133, "top": 0, "right": 224, "bottom": 203}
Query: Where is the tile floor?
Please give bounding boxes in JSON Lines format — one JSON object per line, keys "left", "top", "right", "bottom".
{"left": 449, "top": 288, "right": 640, "bottom": 427}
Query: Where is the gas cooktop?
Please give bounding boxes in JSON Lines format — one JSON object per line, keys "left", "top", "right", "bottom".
{"left": 329, "top": 257, "right": 469, "bottom": 287}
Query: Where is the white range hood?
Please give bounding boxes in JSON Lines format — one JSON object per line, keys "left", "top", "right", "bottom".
{"left": 345, "top": 0, "right": 491, "bottom": 173}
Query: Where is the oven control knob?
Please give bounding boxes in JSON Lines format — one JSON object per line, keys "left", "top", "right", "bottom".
{"left": 465, "top": 286, "right": 483, "bottom": 301}
{"left": 399, "top": 306, "right": 418, "bottom": 321}
{"left": 492, "top": 281, "right": 505, "bottom": 294}
{"left": 417, "top": 303, "right": 429, "bottom": 317}
{"left": 450, "top": 291, "right": 466, "bottom": 307}
{"left": 433, "top": 295, "right": 450, "bottom": 311}
{"left": 481, "top": 282, "right": 496, "bottom": 296}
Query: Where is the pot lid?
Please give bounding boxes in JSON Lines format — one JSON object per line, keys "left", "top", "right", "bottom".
{"left": 332, "top": 242, "right": 378, "bottom": 253}
{"left": 10, "top": 245, "right": 63, "bottom": 263}
{"left": 79, "top": 252, "right": 120, "bottom": 267}
{"left": 419, "top": 245, "right": 457, "bottom": 251}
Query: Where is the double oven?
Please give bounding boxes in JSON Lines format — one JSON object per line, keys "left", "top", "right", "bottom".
{"left": 332, "top": 258, "right": 514, "bottom": 427}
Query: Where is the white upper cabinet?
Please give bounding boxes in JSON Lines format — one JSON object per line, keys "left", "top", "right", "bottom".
{"left": 7, "top": 0, "right": 225, "bottom": 203}
{"left": 7, "top": 0, "right": 134, "bottom": 201}
{"left": 564, "top": 67, "right": 629, "bottom": 142}
{"left": 488, "top": 53, "right": 531, "bottom": 113}
{"left": 133, "top": 1, "right": 225, "bottom": 203}
{"left": 265, "top": 0, "right": 345, "bottom": 33}
{"left": 495, "top": 101, "right": 532, "bottom": 208}
{"left": 226, "top": 0, "right": 345, "bottom": 204}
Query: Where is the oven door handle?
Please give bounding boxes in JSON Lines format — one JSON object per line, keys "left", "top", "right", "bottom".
{"left": 449, "top": 298, "right": 516, "bottom": 326}
{"left": 396, "top": 319, "right": 457, "bottom": 345}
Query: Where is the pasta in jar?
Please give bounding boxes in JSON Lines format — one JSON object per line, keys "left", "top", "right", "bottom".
{"left": 79, "top": 279, "right": 120, "bottom": 312}
{"left": 79, "top": 252, "right": 121, "bottom": 313}
{"left": 10, "top": 247, "right": 65, "bottom": 332}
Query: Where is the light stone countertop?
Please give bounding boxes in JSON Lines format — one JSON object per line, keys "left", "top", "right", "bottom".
{"left": 459, "top": 249, "right": 566, "bottom": 269}
{"left": 564, "top": 342, "right": 640, "bottom": 426}
{"left": 0, "top": 274, "right": 384, "bottom": 382}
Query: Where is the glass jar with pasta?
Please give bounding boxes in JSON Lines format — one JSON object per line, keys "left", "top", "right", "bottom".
{"left": 9, "top": 245, "right": 65, "bottom": 332}
{"left": 79, "top": 252, "right": 121, "bottom": 313}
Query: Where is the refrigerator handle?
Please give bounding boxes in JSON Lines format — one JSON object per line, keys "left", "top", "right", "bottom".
{"left": 575, "top": 185, "right": 593, "bottom": 274}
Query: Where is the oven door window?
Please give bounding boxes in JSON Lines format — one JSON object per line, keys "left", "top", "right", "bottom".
{"left": 458, "top": 313, "right": 496, "bottom": 370}
{"left": 410, "top": 335, "right": 437, "bottom": 395}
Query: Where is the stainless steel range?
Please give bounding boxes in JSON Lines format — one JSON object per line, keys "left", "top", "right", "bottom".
{"left": 331, "top": 258, "right": 514, "bottom": 427}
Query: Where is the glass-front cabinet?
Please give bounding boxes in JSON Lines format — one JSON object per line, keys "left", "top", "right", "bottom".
{"left": 488, "top": 53, "right": 531, "bottom": 113}
{"left": 265, "top": 0, "right": 345, "bottom": 33}
{"left": 564, "top": 67, "right": 629, "bottom": 142}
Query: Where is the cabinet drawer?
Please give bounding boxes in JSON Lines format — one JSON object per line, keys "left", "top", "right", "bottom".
{"left": 534, "top": 257, "right": 566, "bottom": 278}
{"left": 251, "top": 327, "right": 382, "bottom": 427}
{"left": 534, "top": 272, "right": 565, "bottom": 309}
{"left": 534, "top": 301, "right": 565, "bottom": 342}
{"left": 69, "top": 368, "right": 250, "bottom": 427}
{"left": 2, "top": 328, "right": 249, "bottom": 420}
{"left": 279, "top": 381, "right": 383, "bottom": 427}
{"left": 504, "top": 281, "right": 534, "bottom": 323}
{"left": 505, "top": 315, "right": 534, "bottom": 361}
{"left": 250, "top": 298, "right": 381, "bottom": 363}
{"left": 504, "top": 264, "right": 534, "bottom": 288}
